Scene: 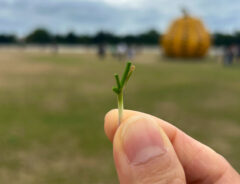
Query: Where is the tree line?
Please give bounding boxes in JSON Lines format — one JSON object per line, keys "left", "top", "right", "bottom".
{"left": 1, "top": 29, "right": 160, "bottom": 46}
{"left": 1, "top": 28, "right": 240, "bottom": 46}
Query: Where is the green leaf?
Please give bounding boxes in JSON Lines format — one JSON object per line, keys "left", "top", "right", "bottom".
{"left": 120, "top": 62, "right": 132, "bottom": 87}
{"left": 114, "top": 74, "right": 121, "bottom": 89}
{"left": 112, "top": 87, "right": 119, "bottom": 94}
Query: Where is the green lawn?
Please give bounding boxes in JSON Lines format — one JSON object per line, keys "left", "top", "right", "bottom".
{"left": 0, "top": 50, "right": 239, "bottom": 183}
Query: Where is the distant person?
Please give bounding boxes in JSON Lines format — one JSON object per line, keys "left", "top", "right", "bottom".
{"left": 18, "top": 39, "right": 26, "bottom": 50}
{"left": 223, "top": 46, "right": 234, "bottom": 66}
{"left": 117, "top": 43, "right": 127, "bottom": 61}
{"left": 236, "top": 45, "right": 240, "bottom": 62}
{"left": 52, "top": 42, "right": 58, "bottom": 55}
{"left": 98, "top": 43, "right": 106, "bottom": 59}
{"left": 126, "top": 44, "right": 135, "bottom": 60}
{"left": 110, "top": 45, "right": 117, "bottom": 58}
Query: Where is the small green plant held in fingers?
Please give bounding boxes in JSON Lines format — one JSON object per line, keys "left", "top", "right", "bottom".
{"left": 113, "top": 62, "right": 135, "bottom": 125}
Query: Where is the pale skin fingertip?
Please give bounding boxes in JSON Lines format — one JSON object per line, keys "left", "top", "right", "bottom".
{"left": 104, "top": 109, "right": 118, "bottom": 142}
{"left": 104, "top": 109, "right": 137, "bottom": 142}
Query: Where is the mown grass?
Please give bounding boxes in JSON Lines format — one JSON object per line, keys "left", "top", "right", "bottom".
{"left": 0, "top": 50, "right": 239, "bottom": 183}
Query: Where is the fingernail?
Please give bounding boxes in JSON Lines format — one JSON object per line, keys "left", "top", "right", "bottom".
{"left": 122, "top": 117, "right": 166, "bottom": 165}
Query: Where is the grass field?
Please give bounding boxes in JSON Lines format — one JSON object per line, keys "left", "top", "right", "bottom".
{"left": 0, "top": 50, "right": 239, "bottom": 183}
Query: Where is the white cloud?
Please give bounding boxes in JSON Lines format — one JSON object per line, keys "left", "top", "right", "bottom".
{"left": 0, "top": 0, "right": 240, "bottom": 36}
{"left": 101, "top": 0, "right": 144, "bottom": 8}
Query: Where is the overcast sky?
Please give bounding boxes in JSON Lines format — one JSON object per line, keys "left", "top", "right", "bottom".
{"left": 0, "top": 0, "right": 240, "bottom": 36}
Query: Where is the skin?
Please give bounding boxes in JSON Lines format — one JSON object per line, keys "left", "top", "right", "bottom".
{"left": 104, "top": 109, "right": 240, "bottom": 184}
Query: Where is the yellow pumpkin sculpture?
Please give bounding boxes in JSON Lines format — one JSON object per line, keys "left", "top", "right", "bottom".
{"left": 162, "top": 10, "right": 211, "bottom": 58}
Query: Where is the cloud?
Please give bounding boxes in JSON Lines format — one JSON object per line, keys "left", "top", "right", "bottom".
{"left": 0, "top": 0, "right": 240, "bottom": 36}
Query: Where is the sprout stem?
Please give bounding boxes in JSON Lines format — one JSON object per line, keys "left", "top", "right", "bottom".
{"left": 117, "top": 91, "right": 124, "bottom": 123}
{"left": 113, "top": 62, "right": 135, "bottom": 125}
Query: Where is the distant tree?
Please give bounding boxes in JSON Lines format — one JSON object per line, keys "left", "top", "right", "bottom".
{"left": 121, "top": 29, "right": 160, "bottom": 45}
{"left": 65, "top": 32, "right": 79, "bottom": 44}
{"left": 93, "top": 31, "right": 120, "bottom": 44}
{"left": 54, "top": 35, "right": 66, "bottom": 44}
{"left": 137, "top": 29, "right": 160, "bottom": 45}
{"left": 122, "top": 35, "right": 137, "bottom": 44}
{"left": 233, "top": 31, "right": 240, "bottom": 45}
{"left": 93, "top": 31, "right": 107, "bottom": 44}
{"left": 25, "top": 28, "right": 52, "bottom": 44}
{"left": 78, "top": 35, "right": 93, "bottom": 44}
{"left": 213, "top": 33, "right": 235, "bottom": 46}
{"left": 0, "top": 35, "right": 16, "bottom": 44}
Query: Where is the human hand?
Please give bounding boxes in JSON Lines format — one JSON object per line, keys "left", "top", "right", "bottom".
{"left": 104, "top": 109, "right": 240, "bottom": 184}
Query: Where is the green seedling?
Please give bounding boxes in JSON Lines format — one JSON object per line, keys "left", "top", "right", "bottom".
{"left": 113, "top": 62, "right": 135, "bottom": 125}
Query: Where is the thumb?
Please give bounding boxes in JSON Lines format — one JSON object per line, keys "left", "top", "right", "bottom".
{"left": 113, "top": 115, "right": 186, "bottom": 184}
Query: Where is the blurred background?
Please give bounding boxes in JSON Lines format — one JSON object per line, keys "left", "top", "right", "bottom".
{"left": 0, "top": 0, "right": 240, "bottom": 183}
